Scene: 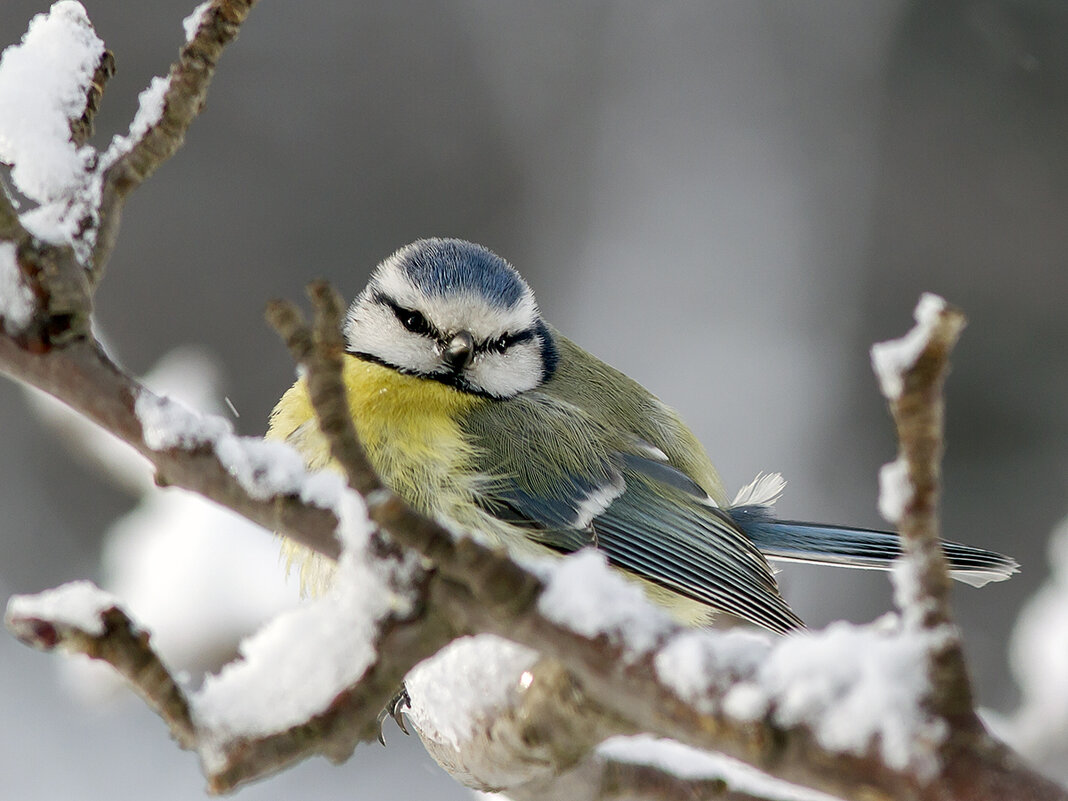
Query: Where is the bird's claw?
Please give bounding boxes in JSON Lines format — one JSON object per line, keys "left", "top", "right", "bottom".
{"left": 376, "top": 685, "right": 411, "bottom": 745}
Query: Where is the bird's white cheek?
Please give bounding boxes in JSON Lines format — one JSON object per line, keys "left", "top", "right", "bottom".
{"left": 467, "top": 344, "right": 543, "bottom": 397}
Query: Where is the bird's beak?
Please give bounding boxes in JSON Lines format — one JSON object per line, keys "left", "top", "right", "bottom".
{"left": 443, "top": 330, "right": 474, "bottom": 371}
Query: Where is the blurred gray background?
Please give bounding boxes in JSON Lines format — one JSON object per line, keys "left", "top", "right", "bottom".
{"left": 1, "top": 1, "right": 1065, "bottom": 798}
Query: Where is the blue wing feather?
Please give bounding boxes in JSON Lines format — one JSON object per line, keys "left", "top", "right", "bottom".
{"left": 464, "top": 393, "right": 803, "bottom": 632}
{"left": 473, "top": 443, "right": 803, "bottom": 632}
{"left": 729, "top": 505, "right": 1019, "bottom": 587}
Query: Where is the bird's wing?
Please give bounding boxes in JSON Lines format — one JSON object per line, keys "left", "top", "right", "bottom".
{"left": 461, "top": 393, "right": 803, "bottom": 633}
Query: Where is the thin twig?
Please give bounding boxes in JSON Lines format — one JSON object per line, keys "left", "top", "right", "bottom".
{"left": 92, "top": 0, "right": 259, "bottom": 279}
{"left": 69, "top": 50, "right": 116, "bottom": 148}
{"left": 265, "top": 285, "right": 382, "bottom": 497}
{"left": 875, "top": 299, "right": 973, "bottom": 721}
{"left": 0, "top": 180, "right": 29, "bottom": 244}
{"left": 6, "top": 587, "right": 197, "bottom": 748}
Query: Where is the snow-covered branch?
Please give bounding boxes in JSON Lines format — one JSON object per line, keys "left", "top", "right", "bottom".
{"left": 5, "top": 508, "right": 453, "bottom": 793}
{"left": 1, "top": 3, "right": 1064, "bottom": 801}
{"left": 255, "top": 284, "right": 1063, "bottom": 800}
{"left": 5, "top": 581, "right": 198, "bottom": 749}
{"left": 872, "top": 295, "right": 973, "bottom": 724}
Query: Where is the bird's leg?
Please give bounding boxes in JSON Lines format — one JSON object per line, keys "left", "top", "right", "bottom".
{"left": 376, "top": 684, "right": 411, "bottom": 745}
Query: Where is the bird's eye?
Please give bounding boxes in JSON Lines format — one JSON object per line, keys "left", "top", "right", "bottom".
{"left": 397, "top": 307, "right": 431, "bottom": 336}
{"left": 491, "top": 334, "right": 510, "bottom": 353}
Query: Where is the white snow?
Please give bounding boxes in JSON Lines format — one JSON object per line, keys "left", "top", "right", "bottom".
{"left": 657, "top": 617, "right": 946, "bottom": 779}
{"left": 1003, "top": 515, "right": 1068, "bottom": 774}
{"left": 135, "top": 386, "right": 345, "bottom": 511}
{"left": 183, "top": 2, "right": 214, "bottom": 43}
{"left": 15, "top": 179, "right": 97, "bottom": 253}
{"left": 598, "top": 735, "right": 839, "bottom": 801}
{"left": 0, "top": 0, "right": 172, "bottom": 255}
{"left": 877, "top": 456, "right": 911, "bottom": 524}
{"left": 0, "top": 242, "right": 36, "bottom": 333}
{"left": 193, "top": 493, "right": 414, "bottom": 754}
{"left": 890, "top": 555, "right": 942, "bottom": 634}
{"left": 0, "top": 1, "right": 104, "bottom": 204}
{"left": 21, "top": 346, "right": 306, "bottom": 701}
{"left": 405, "top": 634, "right": 539, "bottom": 750}
{"left": 126, "top": 76, "right": 169, "bottom": 143}
{"left": 655, "top": 628, "right": 771, "bottom": 714}
{"left": 102, "top": 75, "right": 170, "bottom": 163}
{"left": 215, "top": 436, "right": 312, "bottom": 499}
{"left": 135, "top": 389, "right": 233, "bottom": 450}
{"left": 537, "top": 549, "right": 674, "bottom": 658}
{"left": 870, "top": 292, "right": 946, "bottom": 400}
{"left": 5, "top": 580, "right": 121, "bottom": 637}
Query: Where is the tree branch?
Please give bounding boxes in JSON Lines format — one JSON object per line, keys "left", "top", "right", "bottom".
{"left": 92, "top": 0, "right": 259, "bottom": 279}
{"left": 69, "top": 49, "right": 116, "bottom": 149}
{"left": 278, "top": 282, "right": 1065, "bottom": 801}
{"left": 0, "top": 180, "right": 29, "bottom": 243}
{"left": 872, "top": 296, "right": 974, "bottom": 721}
{"left": 5, "top": 582, "right": 196, "bottom": 747}
{"left": 5, "top": 560, "right": 459, "bottom": 793}
{"left": 0, "top": 332, "right": 340, "bottom": 558}
{"left": 2, "top": 3, "right": 1064, "bottom": 800}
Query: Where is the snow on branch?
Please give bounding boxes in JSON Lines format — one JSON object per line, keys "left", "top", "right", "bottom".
{"left": 0, "top": 2, "right": 105, "bottom": 205}
{"left": 5, "top": 501, "right": 451, "bottom": 793}
{"left": 257, "top": 283, "right": 1064, "bottom": 800}
{"left": 6, "top": 581, "right": 198, "bottom": 749}
{"left": 871, "top": 294, "right": 974, "bottom": 720}
{"left": 1, "top": 2, "right": 1065, "bottom": 800}
{"left": 0, "top": 0, "right": 258, "bottom": 274}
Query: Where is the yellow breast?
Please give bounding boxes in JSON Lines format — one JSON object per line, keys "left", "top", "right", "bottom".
{"left": 268, "top": 357, "right": 482, "bottom": 519}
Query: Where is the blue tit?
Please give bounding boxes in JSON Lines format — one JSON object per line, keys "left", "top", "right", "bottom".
{"left": 269, "top": 238, "right": 1018, "bottom": 632}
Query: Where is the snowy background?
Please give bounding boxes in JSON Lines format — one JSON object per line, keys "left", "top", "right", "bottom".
{"left": 1, "top": 1, "right": 1066, "bottom": 799}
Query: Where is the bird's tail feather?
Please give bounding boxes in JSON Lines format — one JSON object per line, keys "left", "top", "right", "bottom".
{"left": 729, "top": 506, "right": 1019, "bottom": 588}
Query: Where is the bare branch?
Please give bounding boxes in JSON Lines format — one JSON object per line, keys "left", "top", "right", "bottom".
{"left": 0, "top": 185, "right": 28, "bottom": 244}
{"left": 69, "top": 49, "right": 116, "bottom": 148}
{"left": 266, "top": 283, "right": 383, "bottom": 497}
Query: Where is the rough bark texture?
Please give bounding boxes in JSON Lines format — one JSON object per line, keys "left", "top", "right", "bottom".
{"left": 1, "top": 3, "right": 1064, "bottom": 800}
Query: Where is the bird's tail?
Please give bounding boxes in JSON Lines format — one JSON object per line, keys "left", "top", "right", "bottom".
{"left": 729, "top": 505, "right": 1019, "bottom": 588}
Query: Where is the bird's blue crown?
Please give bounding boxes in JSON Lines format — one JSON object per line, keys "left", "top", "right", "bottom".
{"left": 396, "top": 238, "right": 528, "bottom": 309}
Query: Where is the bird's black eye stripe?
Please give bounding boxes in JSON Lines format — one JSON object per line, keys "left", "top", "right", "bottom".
{"left": 375, "top": 293, "right": 435, "bottom": 337}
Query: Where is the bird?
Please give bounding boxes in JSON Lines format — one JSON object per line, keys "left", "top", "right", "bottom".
{"left": 268, "top": 237, "right": 1018, "bottom": 633}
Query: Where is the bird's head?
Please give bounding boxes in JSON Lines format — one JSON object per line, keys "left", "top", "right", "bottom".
{"left": 345, "top": 238, "right": 558, "bottom": 398}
